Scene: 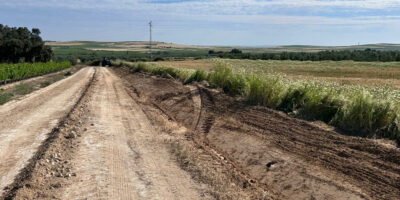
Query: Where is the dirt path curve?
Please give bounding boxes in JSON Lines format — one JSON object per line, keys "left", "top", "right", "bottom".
{"left": 0, "top": 67, "right": 95, "bottom": 196}
{"left": 62, "top": 67, "right": 203, "bottom": 199}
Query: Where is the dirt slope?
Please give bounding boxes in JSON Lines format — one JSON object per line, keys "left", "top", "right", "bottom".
{"left": 114, "top": 67, "right": 400, "bottom": 200}
{"left": 0, "top": 67, "right": 95, "bottom": 196}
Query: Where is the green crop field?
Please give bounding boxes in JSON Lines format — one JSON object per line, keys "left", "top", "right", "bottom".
{"left": 0, "top": 61, "right": 71, "bottom": 83}
{"left": 48, "top": 41, "right": 209, "bottom": 63}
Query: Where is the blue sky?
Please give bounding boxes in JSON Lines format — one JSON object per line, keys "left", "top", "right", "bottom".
{"left": 1, "top": 0, "right": 400, "bottom": 46}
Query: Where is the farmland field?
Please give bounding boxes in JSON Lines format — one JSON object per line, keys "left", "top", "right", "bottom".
{"left": 155, "top": 59, "right": 400, "bottom": 86}
{"left": 155, "top": 59, "right": 400, "bottom": 102}
{"left": 0, "top": 62, "right": 71, "bottom": 83}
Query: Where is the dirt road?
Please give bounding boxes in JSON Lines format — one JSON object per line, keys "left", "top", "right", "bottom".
{"left": 61, "top": 68, "right": 203, "bottom": 199}
{"left": 0, "top": 67, "right": 95, "bottom": 197}
{"left": 1, "top": 66, "right": 400, "bottom": 199}
{"left": 0, "top": 67, "right": 207, "bottom": 199}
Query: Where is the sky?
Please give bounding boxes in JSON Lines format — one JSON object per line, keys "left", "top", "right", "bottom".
{"left": 1, "top": 0, "right": 400, "bottom": 46}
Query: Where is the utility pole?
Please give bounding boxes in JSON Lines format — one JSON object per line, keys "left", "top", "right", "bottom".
{"left": 149, "top": 21, "right": 152, "bottom": 60}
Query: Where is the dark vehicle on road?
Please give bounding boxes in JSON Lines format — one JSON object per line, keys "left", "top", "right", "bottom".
{"left": 102, "top": 57, "right": 111, "bottom": 66}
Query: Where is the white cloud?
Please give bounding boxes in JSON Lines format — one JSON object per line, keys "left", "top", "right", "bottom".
{"left": 2, "top": 0, "right": 400, "bottom": 12}
{"left": 2, "top": 0, "right": 400, "bottom": 27}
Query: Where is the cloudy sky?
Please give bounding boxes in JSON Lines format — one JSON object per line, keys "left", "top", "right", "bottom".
{"left": 1, "top": 0, "right": 400, "bottom": 46}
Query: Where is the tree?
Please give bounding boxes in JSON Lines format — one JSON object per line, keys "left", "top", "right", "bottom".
{"left": 230, "top": 48, "right": 242, "bottom": 54}
{"left": 0, "top": 24, "right": 53, "bottom": 63}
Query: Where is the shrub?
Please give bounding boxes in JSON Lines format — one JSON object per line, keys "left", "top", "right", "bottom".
{"left": 332, "top": 91, "right": 396, "bottom": 134}
{"left": 294, "top": 85, "right": 342, "bottom": 122}
{"left": 185, "top": 70, "right": 208, "bottom": 84}
{"left": 208, "top": 63, "right": 247, "bottom": 95}
{"left": 89, "top": 60, "right": 101, "bottom": 66}
{"left": 246, "top": 75, "right": 287, "bottom": 108}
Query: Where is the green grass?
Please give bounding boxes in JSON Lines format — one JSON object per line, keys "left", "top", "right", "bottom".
{"left": 185, "top": 69, "right": 208, "bottom": 84}
{"left": 13, "top": 84, "right": 34, "bottom": 95}
{"left": 116, "top": 60, "right": 400, "bottom": 144}
{"left": 0, "top": 92, "right": 13, "bottom": 105}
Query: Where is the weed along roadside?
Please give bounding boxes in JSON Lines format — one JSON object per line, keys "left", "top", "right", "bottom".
{"left": 114, "top": 60, "right": 400, "bottom": 145}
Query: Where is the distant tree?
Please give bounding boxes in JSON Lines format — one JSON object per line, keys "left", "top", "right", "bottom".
{"left": 230, "top": 48, "right": 242, "bottom": 54}
{"left": 0, "top": 24, "right": 53, "bottom": 63}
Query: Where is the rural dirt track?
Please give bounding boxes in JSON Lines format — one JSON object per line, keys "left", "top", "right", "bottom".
{"left": 1, "top": 66, "right": 400, "bottom": 200}
{"left": 0, "top": 67, "right": 95, "bottom": 197}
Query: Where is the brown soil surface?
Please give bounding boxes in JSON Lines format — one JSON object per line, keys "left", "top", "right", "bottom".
{"left": 113, "top": 66, "right": 400, "bottom": 200}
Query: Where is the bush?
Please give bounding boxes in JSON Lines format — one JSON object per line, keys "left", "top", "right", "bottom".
{"left": 89, "top": 60, "right": 101, "bottom": 66}
{"left": 295, "top": 86, "right": 342, "bottom": 122}
{"left": 246, "top": 75, "right": 287, "bottom": 108}
{"left": 332, "top": 92, "right": 396, "bottom": 134}
{"left": 154, "top": 57, "right": 164, "bottom": 61}
{"left": 208, "top": 63, "right": 247, "bottom": 95}
{"left": 185, "top": 70, "right": 208, "bottom": 84}
{"left": 64, "top": 71, "right": 72, "bottom": 76}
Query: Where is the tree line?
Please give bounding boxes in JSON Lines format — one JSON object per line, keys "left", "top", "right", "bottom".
{"left": 0, "top": 24, "right": 53, "bottom": 63}
{"left": 212, "top": 48, "right": 400, "bottom": 62}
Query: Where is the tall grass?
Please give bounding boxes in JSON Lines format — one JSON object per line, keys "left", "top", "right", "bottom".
{"left": 117, "top": 61, "right": 400, "bottom": 144}
{"left": 0, "top": 61, "right": 71, "bottom": 83}
{"left": 207, "top": 63, "right": 247, "bottom": 96}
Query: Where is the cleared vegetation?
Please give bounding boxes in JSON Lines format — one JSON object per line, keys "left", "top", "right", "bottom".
{"left": 114, "top": 60, "right": 400, "bottom": 144}
{"left": 0, "top": 61, "right": 71, "bottom": 83}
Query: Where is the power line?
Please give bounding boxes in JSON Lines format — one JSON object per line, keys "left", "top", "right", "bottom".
{"left": 149, "top": 21, "right": 152, "bottom": 60}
